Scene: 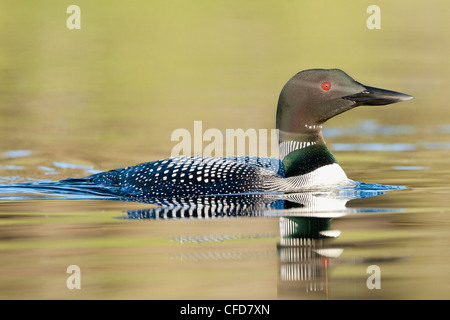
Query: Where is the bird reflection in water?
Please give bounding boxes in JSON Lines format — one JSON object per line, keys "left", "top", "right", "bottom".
{"left": 126, "top": 183, "right": 400, "bottom": 297}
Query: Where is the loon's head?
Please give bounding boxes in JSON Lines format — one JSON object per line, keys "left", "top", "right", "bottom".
{"left": 276, "top": 69, "right": 413, "bottom": 143}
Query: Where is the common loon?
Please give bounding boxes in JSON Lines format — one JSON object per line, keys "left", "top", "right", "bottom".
{"left": 65, "top": 69, "right": 413, "bottom": 202}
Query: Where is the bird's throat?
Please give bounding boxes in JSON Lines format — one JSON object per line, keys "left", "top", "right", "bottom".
{"left": 278, "top": 128, "right": 325, "bottom": 160}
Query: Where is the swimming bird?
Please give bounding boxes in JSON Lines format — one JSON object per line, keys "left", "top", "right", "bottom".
{"left": 65, "top": 69, "right": 413, "bottom": 202}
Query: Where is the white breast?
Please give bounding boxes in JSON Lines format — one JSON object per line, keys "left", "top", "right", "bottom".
{"left": 265, "top": 163, "right": 349, "bottom": 191}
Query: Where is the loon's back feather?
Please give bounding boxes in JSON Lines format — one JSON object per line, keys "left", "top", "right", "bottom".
{"left": 83, "top": 153, "right": 350, "bottom": 202}
{"left": 86, "top": 156, "right": 284, "bottom": 201}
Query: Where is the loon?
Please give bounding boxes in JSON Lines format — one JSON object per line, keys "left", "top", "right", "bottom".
{"left": 67, "top": 69, "right": 413, "bottom": 202}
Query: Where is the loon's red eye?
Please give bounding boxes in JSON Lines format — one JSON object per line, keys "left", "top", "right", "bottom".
{"left": 321, "top": 82, "right": 331, "bottom": 91}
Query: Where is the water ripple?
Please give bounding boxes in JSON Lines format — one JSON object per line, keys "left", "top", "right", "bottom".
{"left": 1, "top": 150, "right": 32, "bottom": 159}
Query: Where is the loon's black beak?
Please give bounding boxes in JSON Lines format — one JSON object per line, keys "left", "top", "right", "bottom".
{"left": 343, "top": 85, "right": 414, "bottom": 106}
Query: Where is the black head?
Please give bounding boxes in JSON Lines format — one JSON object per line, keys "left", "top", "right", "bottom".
{"left": 276, "top": 69, "right": 413, "bottom": 142}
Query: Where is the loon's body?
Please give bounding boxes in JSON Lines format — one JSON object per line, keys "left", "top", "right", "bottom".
{"left": 79, "top": 69, "right": 412, "bottom": 202}
{"left": 86, "top": 145, "right": 345, "bottom": 202}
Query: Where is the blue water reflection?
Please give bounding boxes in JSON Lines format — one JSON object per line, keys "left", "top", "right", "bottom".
{"left": 331, "top": 143, "right": 417, "bottom": 152}
{"left": 322, "top": 120, "right": 450, "bottom": 151}
{"left": 1, "top": 150, "right": 32, "bottom": 159}
{"left": 323, "top": 120, "right": 416, "bottom": 137}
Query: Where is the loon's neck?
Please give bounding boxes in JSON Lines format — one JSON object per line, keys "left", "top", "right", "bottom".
{"left": 278, "top": 128, "right": 325, "bottom": 160}
{"left": 278, "top": 128, "right": 339, "bottom": 178}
